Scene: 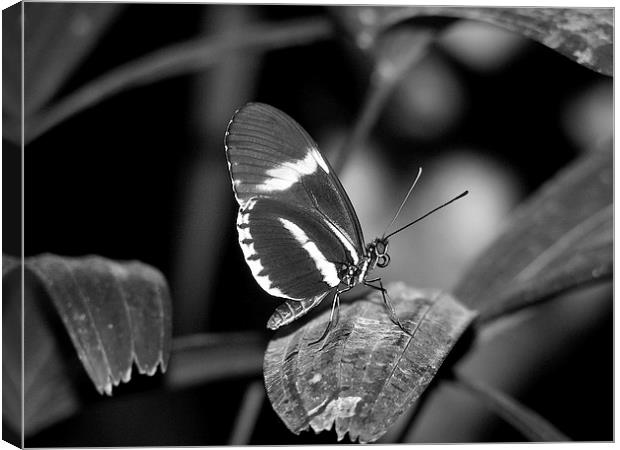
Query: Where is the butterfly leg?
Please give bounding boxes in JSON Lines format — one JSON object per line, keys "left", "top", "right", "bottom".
{"left": 364, "top": 276, "right": 381, "bottom": 283}
{"left": 363, "top": 278, "right": 411, "bottom": 336}
{"left": 309, "top": 291, "right": 339, "bottom": 345}
{"left": 310, "top": 286, "right": 350, "bottom": 346}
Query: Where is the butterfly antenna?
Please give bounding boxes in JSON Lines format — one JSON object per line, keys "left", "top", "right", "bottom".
{"left": 385, "top": 190, "right": 469, "bottom": 240}
{"left": 382, "top": 167, "right": 423, "bottom": 238}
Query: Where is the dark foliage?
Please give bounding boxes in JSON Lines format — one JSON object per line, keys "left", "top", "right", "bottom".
{"left": 2, "top": 4, "right": 612, "bottom": 446}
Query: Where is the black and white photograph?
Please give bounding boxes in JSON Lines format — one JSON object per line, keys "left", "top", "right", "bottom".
{"left": 2, "top": 2, "right": 614, "bottom": 447}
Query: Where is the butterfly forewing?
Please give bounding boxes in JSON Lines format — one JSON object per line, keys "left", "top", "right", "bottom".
{"left": 225, "top": 103, "right": 365, "bottom": 253}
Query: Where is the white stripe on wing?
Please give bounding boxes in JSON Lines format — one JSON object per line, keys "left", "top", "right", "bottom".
{"left": 279, "top": 218, "right": 340, "bottom": 287}
{"left": 321, "top": 219, "right": 360, "bottom": 264}
{"left": 242, "top": 146, "right": 329, "bottom": 193}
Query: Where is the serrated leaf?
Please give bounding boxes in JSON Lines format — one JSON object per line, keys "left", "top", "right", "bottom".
{"left": 454, "top": 148, "right": 612, "bottom": 322}
{"left": 264, "top": 283, "right": 476, "bottom": 443}
{"left": 334, "top": 7, "right": 612, "bottom": 76}
{"left": 3, "top": 253, "right": 173, "bottom": 436}
{"left": 25, "top": 254, "right": 172, "bottom": 396}
{"left": 22, "top": 269, "right": 82, "bottom": 437}
{"left": 4, "top": 254, "right": 82, "bottom": 438}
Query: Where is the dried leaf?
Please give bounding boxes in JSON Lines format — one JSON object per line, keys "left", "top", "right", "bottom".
{"left": 264, "top": 283, "right": 476, "bottom": 443}
{"left": 334, "top": 7, "right": 612, "bottom": 76}
{"left": 25, "top": 254, "right": 172, "bottom": 395}
{"left": 454, "top": 148, "right": 612, "bottom": 322}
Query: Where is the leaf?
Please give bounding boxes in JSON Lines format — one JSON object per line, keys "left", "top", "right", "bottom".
{"left": 454, "top": 147, "right": 612, "bottom": 323}
{"left": 3, "top": 254, "right": 23, "bottom": 440}
{"left": 3, "top": 254, "right": 173, "bottom": 436}
{"left": 333, "top": 7, "right": 613, "bottom": 76}
{"left": 24, "top": 3, "right": 123, "bottom": 114}
{"left": 264, "top": 283, "right": 477, "bottom": 443}
{"left": 3, "top": 4, "right": 22, "bottom": 125}
{"left": 454, "top": 373, "right": 570, "bottom": 441}
{"left": 22, "top": 268, "right": 82, "bottom": 437}
{"left": 3, "top": 253, "right": 81, "bottom": 437}
{"left": 3, "top": 253, "right": 20, "bottom": 276}
{"left": 25, "top": 254, "right": 172, "bottom": 395}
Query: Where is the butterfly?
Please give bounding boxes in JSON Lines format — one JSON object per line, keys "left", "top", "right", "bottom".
{"left": 224, "top": 102, "right": 466, "bottom": 340}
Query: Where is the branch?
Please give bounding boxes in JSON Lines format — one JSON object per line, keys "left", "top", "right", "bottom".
{"left": 165, "top": 332, "right": 266, "bottom": 390}
{"left": 26, "top": 16, "right": 334, "bottom": 144}
{"left": 330, "top": 29, "right": 435, "bottom": 173}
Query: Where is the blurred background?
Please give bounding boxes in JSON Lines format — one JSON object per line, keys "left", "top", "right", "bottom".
{"left": 4, "top": 3, "right": 612, "bottom": 446}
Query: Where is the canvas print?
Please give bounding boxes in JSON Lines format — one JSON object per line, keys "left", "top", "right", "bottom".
{"left": 2, "top": 3, "right": 613, "bottom": 446}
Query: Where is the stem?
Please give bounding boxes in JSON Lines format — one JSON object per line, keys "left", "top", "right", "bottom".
{"left": 166, "top": 332, "right": 266, "bottom": 390}
{"left": 453, "top": 372, "right": 570, "bottom": 442}
{"left": 172, "top": 5, "right": 259, "bottom": 335}
{"left": 330, "top": 71, "right": 394, "bottom": 173}
{"left": 330, "top": 29, "right": 435, "bottom": 174}
{"left": 26, "top": 17, "right": 334, "bottom": 144}
{"left": 228, "top": 380, "right": 265, "bottom": 445}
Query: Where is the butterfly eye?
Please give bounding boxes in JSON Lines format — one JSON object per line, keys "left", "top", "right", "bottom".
{"left": 377, "top": 254, "right": 390, "bottom": 268}
{"left": 375, "top": 241, "right": 386, "bottom": 254}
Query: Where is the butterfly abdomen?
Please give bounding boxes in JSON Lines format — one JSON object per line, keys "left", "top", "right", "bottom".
{"left": 267, "top": 292, "right": 331, "bottom": 330}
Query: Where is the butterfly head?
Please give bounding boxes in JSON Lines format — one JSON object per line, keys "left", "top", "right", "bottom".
{"left": 368, "top": 237, "right": 391, "bottom": 269}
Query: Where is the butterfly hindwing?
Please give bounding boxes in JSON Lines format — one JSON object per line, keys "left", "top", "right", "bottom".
{"left": 225, "top": 102, "right": 366, "bottom": 253}
{"left": 236, "top": 197, "right": 353, "bottom": 301}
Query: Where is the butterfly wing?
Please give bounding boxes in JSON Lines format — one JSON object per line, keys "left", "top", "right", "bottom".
{"left": 226, "top": 103, "right": 367, "bottom": 327}
{"left": 236, "top": 197, "right": 352, "bottom": 301}
{"left": 225, "top": 102, "right": 365, "bottom": 252}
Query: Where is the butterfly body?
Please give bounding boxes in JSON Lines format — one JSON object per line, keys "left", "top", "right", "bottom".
{"left": 225, "top": 103, "right": 396, "bottom": 334}
{"left": 264, "top": 237, "right": 391, "bottom": 331}
{"left": 338, "top": 238, "right": 390, "bottom": 287}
